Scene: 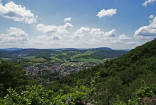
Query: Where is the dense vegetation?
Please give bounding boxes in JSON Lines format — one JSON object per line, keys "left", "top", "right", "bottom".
{"left": 0, "top": 39, "right": 156, "bottom": 105}
{"left": 0, "top": 61, "right": 30, "bottom": 96}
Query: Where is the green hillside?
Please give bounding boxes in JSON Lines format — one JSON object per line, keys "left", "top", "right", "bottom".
{"left": 0, "top": 39, "right": 156, "bottom": 105}
{"left": 0, "top": 48, "right": 126, "bottom": 65}
{"left": 51, "top": 39, "right": 156, "bottom": 104}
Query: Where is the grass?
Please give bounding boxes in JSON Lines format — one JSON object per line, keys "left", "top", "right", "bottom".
{"left": 23, "top": 56, "right": 36, "bottom": 59}
{"left": 30, "top": 57, "right": 47, "bottom": 63}
{"left": 72, "top": 58, "right": 104, "bottom": 64}
{"left": 71, "top": 51, "right": 94, "bottom": 59}
{"left": 50, "top": 57, "right": 62, "bottom": 63}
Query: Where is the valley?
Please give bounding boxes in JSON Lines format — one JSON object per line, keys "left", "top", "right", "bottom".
{"left": 0, "top": 48, "right": 127, "bottom": 84}
{"left": 0, "top": 39, "right": 156, "bottom": 105}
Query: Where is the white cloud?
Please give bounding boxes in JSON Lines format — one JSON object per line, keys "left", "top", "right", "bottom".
{"left": 34, "top": 24, "right": 133, "bottom": 49}
{"left": 72, "top": 27, "right": 132, "bottom": 48}
{"left": 118, "top": 34, "right": 131, "bottom": 40}
{"left": 36, "top": 23, "right": 73, "bottom": 35}
{"left": 104, "top": 29, "right": 116, "bottom": 37}
{"left": 74, "top": 27, "right": 116, "bottom": 40}
{"left": 142, "top": 0, "right": 156, "bottom": 7}
{"left": 149, "top": 14, "right": 154, "bottom": 19}
{"left": 0, "top": 25, "right": 136, "bottom": 49}
{"left": 71, "top": 26, "right": 140, "bottom": 49}
{"left": 130, "top": 15, "right": 156, "bottom": 47}
{"left": 0, "top": 1, "right": 37, "bottom": 24}
{"left": 35, "top": 22, "right": 73, "bottom": 44}
{"left": 0, "top": 27, "right": 28, "bottom": 48}
{"left": 74, "top": 27, "right": 90, "bottom": 38}
{"left": 0, "top": 17, "right": 139, "bottom": 49}
{"left": 29, "top": 35, "right": 62, "bottom": 48}
{"left": 6, "top": 27, "right": 28, "bottom": 41}
{"left": 96, "top": 9, "right": 117, "bottom": 18}
{"left": 134, "top": 16, "right": 156, "bottom": 38}
{"left": 64, "top": 17, "right": 71, "bottom": 22}
{"left": 0, "top": 25, "right": 135, "bottom": 49}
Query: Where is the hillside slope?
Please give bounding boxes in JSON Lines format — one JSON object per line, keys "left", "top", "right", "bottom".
{"left": 52, "top": 39, "right": 156, "bottom": 104}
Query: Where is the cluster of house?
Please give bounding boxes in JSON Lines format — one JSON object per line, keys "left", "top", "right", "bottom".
{"left": 25, "top": 62, "right": 96, "bottom": 76}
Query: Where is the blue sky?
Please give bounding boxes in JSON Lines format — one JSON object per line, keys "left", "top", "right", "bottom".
{"left": 0, "top": 0, "right": 156, "bottom": 49}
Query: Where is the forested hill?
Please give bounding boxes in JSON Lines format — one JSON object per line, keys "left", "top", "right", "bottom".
{"left": 0, "top": 47, "right": 127, "bottom": 66}
{"left": 0, "top": 39, "right": 156, "bottom": 105}
{"left": 52, "top": 39, "right": 156, "bottom": 104}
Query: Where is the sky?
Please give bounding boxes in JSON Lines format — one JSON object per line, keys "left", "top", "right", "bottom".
{"left": 0, "top": 0, "right": 156, "bottom": 49}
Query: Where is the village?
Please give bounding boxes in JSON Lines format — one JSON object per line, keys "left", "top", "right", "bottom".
{"left": 25, "top": 61, "right": 97, "bottom": 76}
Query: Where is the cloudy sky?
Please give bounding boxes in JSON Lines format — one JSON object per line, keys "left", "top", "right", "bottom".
{"left": 0, "top": 0, "right": 156, "bottom": 49}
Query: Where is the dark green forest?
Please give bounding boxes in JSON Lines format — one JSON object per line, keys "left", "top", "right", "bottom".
{"left": 0, "top": 39, "right": 156, "bottom": 105}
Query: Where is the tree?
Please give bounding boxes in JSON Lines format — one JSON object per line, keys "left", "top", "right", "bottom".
{"left": 0, "top": 61, "right": 28, "bottom": 96}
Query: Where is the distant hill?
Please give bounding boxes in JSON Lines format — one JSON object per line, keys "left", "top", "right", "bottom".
{"left": 93, "top": 47, "right": 112, "bottom": 50}
{"left": 0, "top": 47, "right": 127, "bottom": 65}
{"left": 1, "top": 48, "right": 23, "bottom": 51}
{"left": 58, "top": 48, "right": 79, "bottom": 50}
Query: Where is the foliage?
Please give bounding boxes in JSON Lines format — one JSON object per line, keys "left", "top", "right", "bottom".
{"left": 0, "top": 61, "right": 29, "bottom": 96}
{"left": 0, "top": 85, "right": 93, "bottom": 105}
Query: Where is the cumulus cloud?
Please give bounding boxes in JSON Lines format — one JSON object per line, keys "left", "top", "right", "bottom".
{"left": 74, "top": 27, "right": 116, "bottom": 38}
{"left": 34, "top": 23, "right": 134, "bottom": 49}
{"left": 142, "top": 0, "right": 156, "bottom": 7}
{"left": 96, "top": 9, "right": 117, "bottom": 18}
{"left": 35, "top": 22, "right": 74, "bottom": 44}
{"left": 64, "top": 17, "right": 71, "bottom": 22}
{"left": 134, "top": 16, "right": 156, "bottom": 38}
{"left": 73, "top": 27, "right": 136, "bottom": 48}
{"left": 0, "top": 27, "right": 28, "bottom": 48}
{"left": 0, "top": 18, "right": 136, "bottom": 49}
{"left": 0, "top": 1, "right": 37, "bottom": 24}
{"left": 0, "top": 25, "right": 135, "bottom": 49}
{"left": 36, "top": 23, "right": 73, "bottom": 35}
